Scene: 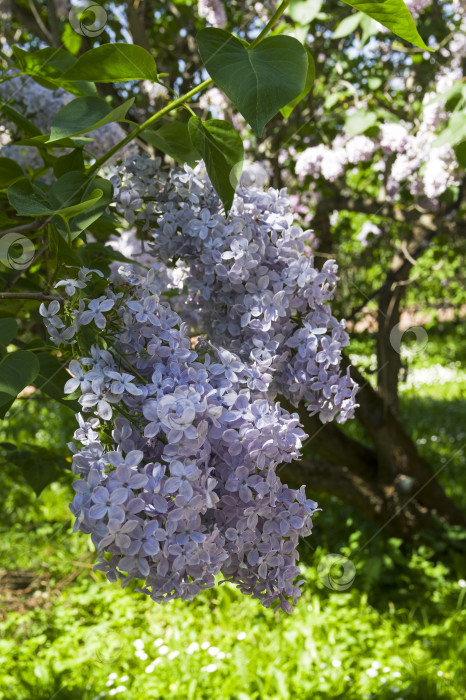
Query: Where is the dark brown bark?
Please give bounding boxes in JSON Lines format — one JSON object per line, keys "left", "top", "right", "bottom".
{"left": 376, "top": 214, "right": 437, "bottom": 414}
{"left": 279, "top": 455, "right": 453, "bottom": 541}
{"left": 282, "top": 359, "right": 466, "bottom": 541}
{"left": 126, "top": 0, "right": 152, "bottom": 52}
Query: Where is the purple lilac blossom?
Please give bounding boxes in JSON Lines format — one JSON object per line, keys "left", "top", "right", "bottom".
{"left": 44, "top": 261, "right": 319, "bottom": 612}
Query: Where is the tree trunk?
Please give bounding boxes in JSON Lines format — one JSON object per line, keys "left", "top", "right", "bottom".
{"left": 280, "top": 360, "right": 466, "bottom": 543}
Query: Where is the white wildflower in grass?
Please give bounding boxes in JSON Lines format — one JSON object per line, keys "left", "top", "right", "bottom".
{"left": 201, "top": 663, "right": 217, "bottom": 673}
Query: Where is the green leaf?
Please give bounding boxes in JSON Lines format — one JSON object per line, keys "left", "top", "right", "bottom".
{"left": 0, "top": 350, "right": 39, "bottom": 403}
{"left": 188, "top": 117, "right": 244, "bottom": 212}
{"left": 433, "top": 111, "right": 466, "bottom": 148}
{"left": 16, "top": 134, "right": 93, "bottom": 149}
{"left": 53, "top": 149, "right": 85, "bottom": 179}
{"left": 12, "top": 46, "right": 76, "bottom": 78}
{"left": 55, "top": 189, "right": 104, "bottom": 223}
{"left": 4, "top": 444, "right": 68, "bottom": 496}
{"left": 7, "top": 174, "right": 111, "bottom": 235}
{"left": 340, "top": 0, "right": 430, "bottom": 50}
{"left": 280, "top": 48, "right": 315, "bottom": 118}
{"left": 345, "top": 108, "right": 377, "bottom": 135}
{"left": 0, "top": 318, "right": 18, "bottom": 346}
{"left": 0, "top": 157, "right": 24, "bottom": 189}
{"left": 0, "top": 397, "right": 15, "bottom": 419}
{"left": 11, "top": 46, "right": 95, "bottom": 97}
{"left": 48, "top": 97, "right": 134, "bottom": 142}
{"left": 49, "top": 173, "right": 113, "bottom": 240}
{"left": 141, "top": 122, "right": 199, "bottom": 165}
{"left": 360, "top": 14, "right": 380, "bottom": 44}
{"left": 333, "top": 11, "right": 363, "bottom": 38}
{"left": 454, "top": 141, "right": 466, "bottom": 169}
{"left": 62, "top": 43, "right": 158, "bottom": 82}
{"left": 288, "top": 0, "right": 323, "bottom": 24}
{"left": 196, "top": 29, "right": 308, "bottom": 137}
{"left": 0, "top": 104, "right": 43, "bottom": 137}
{"left": 7, "top": 179, "right": 53, "bottom": 217}
{"left": 62, "top": 22, "right": 82, "bottom": 55}
{"left": 48, "top": 226, "right": 82, "bottom": 266}
{"left": 0, "top": 212, "right": 22, "bottom": 233}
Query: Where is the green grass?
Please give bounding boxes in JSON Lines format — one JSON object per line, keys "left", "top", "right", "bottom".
{"left": 0, "top": 329, "right": 465, "bottom": 700}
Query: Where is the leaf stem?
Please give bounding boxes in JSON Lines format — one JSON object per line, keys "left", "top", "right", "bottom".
{"left": 249, "top": 0, "right": 292, "bottom": 48}
{"left": 87, "top": 78, "right": 213, "bottom": 175}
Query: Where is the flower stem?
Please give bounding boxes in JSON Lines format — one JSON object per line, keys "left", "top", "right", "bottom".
{"left": 249, "top": 0, "right": 292, "bottom": 48}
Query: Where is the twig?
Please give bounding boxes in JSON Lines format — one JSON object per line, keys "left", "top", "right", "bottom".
{"left": 0, "top": 219, "right": 46, "bottom": 237}
{"left": 0, "top": 292, "right": 60, "bottom": 301}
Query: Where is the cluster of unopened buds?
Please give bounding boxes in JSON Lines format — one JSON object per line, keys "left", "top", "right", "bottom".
{"left": 42, "top": 159, "right": 358, "bottom": 611}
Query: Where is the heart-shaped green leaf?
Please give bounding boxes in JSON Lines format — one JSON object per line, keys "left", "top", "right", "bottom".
{"left": 340, "top": 0, "right": 430, "bottom": 50}
{"left": 196, "top": 29, "right": 308, "bottom": 137}
{"left": 433, "top": 111, "right": 466, "bottom": 148}
{"left": 48, "top": 226, "right": 82, "bottom": 266}
{"left": 48, "top": 97, "right": 134, "bottom": 142}
{"left": 35, "top": 353, "right": 80, "bottom": 410}
{"left": 62, "top": 43, "right": 158, "bottom": 82}
{"left": 188, "top": 117, "right": 244, "bottom": 212}
{"left": 16, "top": 134, "right": 93, "bottom": 149}
{"left": 4, "top": 444, "right": 68, "bottom": 495}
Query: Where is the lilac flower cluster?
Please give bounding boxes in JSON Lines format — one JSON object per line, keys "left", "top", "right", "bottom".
{"left": 295, "top": 134, "right": 376, "bottom": 182}
{"left": 42, "top": 263, "right": 319, "bottom": 612}
{"left": 140, "top": 164, "right": 358, "bottom": 424}
{"left": 294, "top": 36, "right": 464, "bottom": 207}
